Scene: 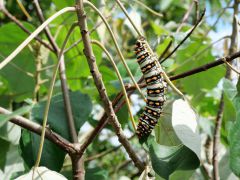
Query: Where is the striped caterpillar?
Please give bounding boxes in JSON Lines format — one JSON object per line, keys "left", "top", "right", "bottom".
{"left": 134, "top": 37, "right": 167, "bottom": 138}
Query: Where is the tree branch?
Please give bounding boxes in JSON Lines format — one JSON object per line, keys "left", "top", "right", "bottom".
{"left": 212, "top": 1, "right": 239, "bottom": 179}
{"left": 75, "top": 0, "right": 145, "bottom": 176}
{"left": 0, "top": 107, "right": 77, "bottom": 154}
{"left": 33, "top": 0, "right": 78, "bottom": 144}
{"left": 169, "top": 51, "right": 240, "bottom": 81}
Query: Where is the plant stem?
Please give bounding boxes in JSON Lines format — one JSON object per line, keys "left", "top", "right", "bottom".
{"left": 91, "top": 40, "right": 137, "bottom": 131}
{"left": 76, "top": 0, "right": 145, "bottom": 174}
{"left": 0, "top": 107, "right": 77, "bottom": 153}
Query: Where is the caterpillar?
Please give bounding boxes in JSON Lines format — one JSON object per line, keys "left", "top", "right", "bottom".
{"left": 134, "top": 37, "right": 167, "bottom": 138}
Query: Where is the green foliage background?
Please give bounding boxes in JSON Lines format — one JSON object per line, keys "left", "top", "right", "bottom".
{"left": 0, "top": 0, "right": 239, "bottom": 179}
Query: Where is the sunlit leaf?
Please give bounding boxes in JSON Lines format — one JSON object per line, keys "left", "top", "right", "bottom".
{"left": 15, "top": 166, "right": 67, "bottom": 180}
{"left": 172, "top": 99, "right": 201, "bottom": 159}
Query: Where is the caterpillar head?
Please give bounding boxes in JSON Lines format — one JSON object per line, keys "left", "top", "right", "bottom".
{"left": 136, "top": 36, "right": 146, "bottom": 48}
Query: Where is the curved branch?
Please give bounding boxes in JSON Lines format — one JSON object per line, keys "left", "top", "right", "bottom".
{"left": 122, "top": 0, "right": 163, "bottom": 18}
{"left": 115, "top": 0, "right": 143, "bottom": 37}
{"left": 91, "top": 39, "right": 137, "bottom": 131}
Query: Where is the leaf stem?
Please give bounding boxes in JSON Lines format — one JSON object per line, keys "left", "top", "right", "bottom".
{"left": 91, "top": 39, "right": 137, "bottom": 131}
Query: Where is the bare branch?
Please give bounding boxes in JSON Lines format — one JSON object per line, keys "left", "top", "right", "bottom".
{"left": 160, "top": 9, "right": 205, "bottom": 63}
{"left": 169, "top": 51, "right": 240, "bottom": 81}
{"left": 0, "top": 107, "right": 77, "bottom": 154}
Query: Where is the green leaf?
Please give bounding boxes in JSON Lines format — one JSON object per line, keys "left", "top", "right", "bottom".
{"left": 0, "top": 122, "right": 21, "bottom": 144}
{"left": 219, "top": 151, "right": 239, "bottom": 180}
{"left": 172, "top": 99, "right": 201, "bottom": 159}
{"left": 0, "top": 138, "right": 10, "bottom": 170}
{"left": 117, "top": 59, "right": 141, "bottom": 78}
{"left": 1, "top": 144, "right": 24, "bottom": 180}
{"left": 0, "top": 23, "right": 35, "bottom": 101}
{"left": 150, "top": 21, "right": 169, "bottom": 36}
{"left": 15, "top": 166, "right": 67, "bottom": 180}
{"left": 155, "top": 100, "right": 181, "bottom": 146}
{"left": 229, "top": 116, "right": 240, "bottom": 177}
{"left": 160, "top": 0, "right": 174, "bottom": 11}
{"left": 175, "top": 41, "right": 225, "bottom": 96}
{"left": 32, "top": 91, "right": 92, "bottom": 140}
{"left": 20, "top": 129, "right": 66, "bottom": 172}
{"left": 223, "top": 78, "right": 238, "bottom": 100}
{"left": 100, "top": 66, "right": 117, "bottom": 82}
{"left": 156, "top": 37, "right": 172, "bottom": 57}
{"left": 0, "top": 105, "right": 32, "bottom": 127}
{"left": 65, "top": 26, "right": 101, "bottom": 91}
{"left": 85, "top": 167, "right": 109, "bottom": 180}
{"left": 52, "top": 0, "right": 74, "bottom": 9}
{"left": 229, "top": 79, "right": 240, "bottom": 177}
{"left": 116, "top": 103, "right": 128, "bottom": 128}
{"left": 148, "top": 138, "right": 200, "bottom": 179}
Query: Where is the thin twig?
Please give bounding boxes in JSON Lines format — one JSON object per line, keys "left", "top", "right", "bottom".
{"left": 221, "top": 57, "right": 240, "bottom": 74}
{"left": 169, "top": 35, "right": 231, "bottom": 73}
{"left": 122, "top": 0, "right": 163, "bottom": 18}
{"left": 33, "top": 43, "right": 44, "bottom": 102}
{"left": 115, "top": 0, "right": 143, "bottom": 37}
{"left": 176, "top": 0, "right": 195, "bottom": 32}
{"left": 76, "top": 0, "right": 145, "bottom": 174}
{"left": 0, "top": 107, "right": 77, "bottom": 153}
{"left": 64, "top": 3, "right": 117, "bottom": 53}
{"left": 160, "top": 9, "right": 205, "bottom": 63}
{"left": 212, "top": 94, "right": 224, "bottom": 180}
{"left": 205, "top": 0, "right": 232, "bottom": 36}
{"left": 16, "top": 0, "right": 32, "bottom": 20}
{"left": 34, "top": 22, "right": 78, "bottom": 169}
{"left": 125, "top": 50, "right": 240, "bottom": 91}
{"left": 169, "top": 51, "right": 240, "bottom": 81}
{"left": 194, "top": 0, "right": 199, "bottom": 24}
{"left": 85, "top": 135, "right": 135, "bottom": 162}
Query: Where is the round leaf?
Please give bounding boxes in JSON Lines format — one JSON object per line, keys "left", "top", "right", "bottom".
{"left": 172, "top": 99, "right": 201, "bottom": 159}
